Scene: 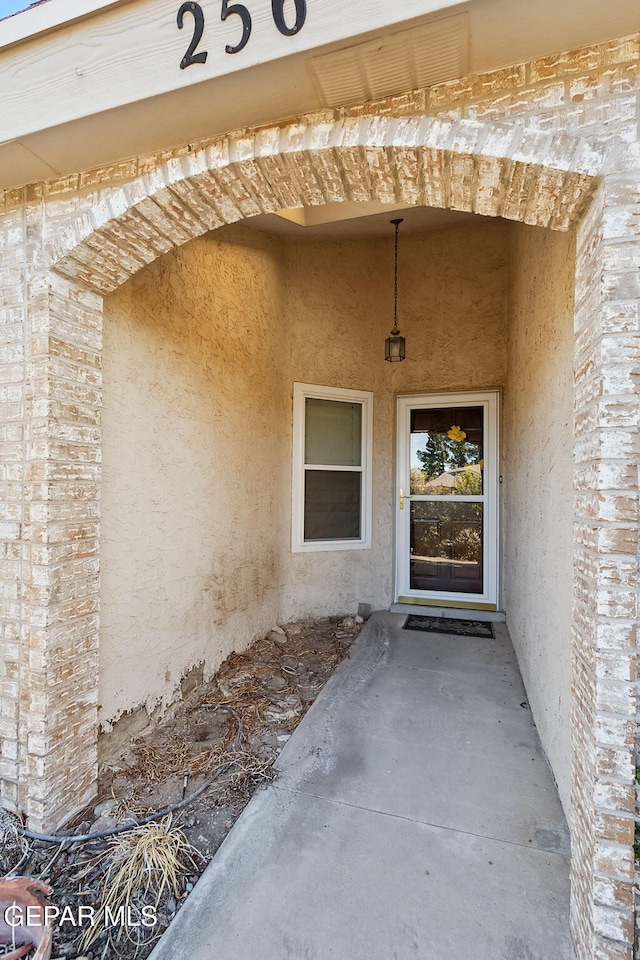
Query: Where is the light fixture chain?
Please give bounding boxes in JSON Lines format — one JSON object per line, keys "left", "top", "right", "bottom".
{"left": 394, "top": 219, "right": 399, "bottom": 331}
{"left": 390, "top": 217, "right": 403, "bottom": 335}
{"left": 385, "top": 217, "right": 406, "bottom": 362}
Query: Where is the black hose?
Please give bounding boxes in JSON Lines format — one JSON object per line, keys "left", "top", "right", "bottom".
{"left": 16, "top": 704, "right": 243, "bottom": 846}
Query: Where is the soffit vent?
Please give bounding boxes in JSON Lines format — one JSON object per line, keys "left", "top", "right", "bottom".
{"left": 311, "top": 13, "right": 469, "bottom": 109}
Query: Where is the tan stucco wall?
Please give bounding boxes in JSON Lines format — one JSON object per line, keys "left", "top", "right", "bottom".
{"left": 504, "top": 222, "right": 576, "bottom": 816}
{"left": 100, "top": 228, "right": 289, "bottom": 724}
{"left": 283, "top": 220, "right": 509, "bottom": 618}
{"left": 100, "top": 217, "right": 509, "bottom": 723}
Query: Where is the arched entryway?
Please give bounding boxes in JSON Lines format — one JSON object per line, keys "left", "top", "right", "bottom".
{"left": 9, "top": 113, "right": 636, "bottom": 960}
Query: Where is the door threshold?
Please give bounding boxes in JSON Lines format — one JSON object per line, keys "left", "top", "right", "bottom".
{"left": 390, "top": 603, "right": 506, "bottom": 623}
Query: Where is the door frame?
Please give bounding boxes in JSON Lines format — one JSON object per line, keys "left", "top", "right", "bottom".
{"left": 395, "top": 390, "right": 501, "bottom": 611}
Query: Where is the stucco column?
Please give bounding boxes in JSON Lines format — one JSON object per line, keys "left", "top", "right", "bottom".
{"left": 571, "top": 176, "right": 640, "bottom": 960}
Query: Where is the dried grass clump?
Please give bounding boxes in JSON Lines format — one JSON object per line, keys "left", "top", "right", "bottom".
{"left": 223, "top": 750, "right": 275, "bottom": 791}
{"left": 0, "top": 810, "right": 30, "bottom": 875}
{"left": 130, "top": 735, "right": 228, "bottom": 784}
{"left": 80, "top": 817, "right": 197, "bottom": 954}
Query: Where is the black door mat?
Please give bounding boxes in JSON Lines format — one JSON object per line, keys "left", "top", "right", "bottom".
{"left": 403, "top": 615, "right": 495, "bottom": 638}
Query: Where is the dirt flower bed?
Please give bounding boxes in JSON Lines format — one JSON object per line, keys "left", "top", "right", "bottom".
{"left": 0, "top": 616, "right": 360, "bottom": 960}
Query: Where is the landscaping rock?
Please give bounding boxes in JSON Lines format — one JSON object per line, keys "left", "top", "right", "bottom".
{"left": 93, "top": 799, "right": 118, "bottom": 818}
{"left": 265, "top": 694, "right": 304, "bottom": 723}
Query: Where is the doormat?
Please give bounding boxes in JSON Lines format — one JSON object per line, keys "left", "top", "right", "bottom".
{"left": 403, "top": 615, "right": 494, "bottom": 638}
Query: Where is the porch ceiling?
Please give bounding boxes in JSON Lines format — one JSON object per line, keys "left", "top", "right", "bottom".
{"left": 243, "top": 202, "right": 480, "bottom": 239}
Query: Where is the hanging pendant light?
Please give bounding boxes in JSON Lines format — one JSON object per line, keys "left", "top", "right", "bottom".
{"left": 385, "top": 218, "right": 406, "bottom": 362}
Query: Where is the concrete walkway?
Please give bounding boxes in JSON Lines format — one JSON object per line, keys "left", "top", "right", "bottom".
{"left": 150, "top": 613, "right": 574, "bottom": 960}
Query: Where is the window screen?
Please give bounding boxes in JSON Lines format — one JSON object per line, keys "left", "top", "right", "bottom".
{"left": 292, "top": 385, "right": 372, "bottom": 552}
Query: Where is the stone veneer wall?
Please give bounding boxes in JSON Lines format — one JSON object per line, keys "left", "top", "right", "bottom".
{"left": 0, "top": 30, "right": 638, "bottom": 960}
{"left": 573, "top": 180, "right": 639, "bottom": 958}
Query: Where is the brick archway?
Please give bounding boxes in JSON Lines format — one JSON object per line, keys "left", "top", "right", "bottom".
{"left": 7, "top": 112, "right": 637, "bottom": 960}
{"left": 47, "top": 116, "right": 608, "bottom": 294}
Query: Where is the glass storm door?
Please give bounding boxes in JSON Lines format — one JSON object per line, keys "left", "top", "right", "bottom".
{"left": 396, "top": 392, "right": 500, "bottom": 610}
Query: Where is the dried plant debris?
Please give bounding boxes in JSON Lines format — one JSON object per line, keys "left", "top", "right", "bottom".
{"left": 1, "top": 616, "right": 359, "bottom": 960}
{"left": 78, "top": 817, "right": 197, "bottom": 956}
{"left": 0, "top": 812, "right": 30, "bottom": 877}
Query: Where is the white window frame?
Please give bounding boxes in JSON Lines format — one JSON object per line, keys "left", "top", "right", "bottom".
{"left": 292, "top": 382, "right": 373, "bottom": 553}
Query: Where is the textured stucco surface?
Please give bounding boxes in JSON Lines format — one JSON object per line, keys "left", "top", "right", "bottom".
{"left": 503, "top": 223, "right": 576, "bottom": 816}
{"left": 102, "top": 214, "right": 576, "bottom": 825}
{"left": 101, "top": 218, "right": 508, "bottom": 722}
{"left": 101, "top": 228, "right": 289, "bottom": 724}
{"left": 283, "top": 220, "right": 508, "bottom": 619}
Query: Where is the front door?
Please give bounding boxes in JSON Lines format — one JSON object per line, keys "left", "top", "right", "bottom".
{"left": 396, "top": 391, "right": 500, "bottom": 610}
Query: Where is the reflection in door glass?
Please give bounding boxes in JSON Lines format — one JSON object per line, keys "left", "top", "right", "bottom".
{"left": 410, "top": 407, "right": 484, "bottom": 496}
{"left": 410, "top": 501, "right": 483, "bottom": 594}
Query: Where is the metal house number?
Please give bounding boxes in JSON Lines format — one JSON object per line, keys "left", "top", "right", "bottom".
{"left": 177, "top": 0, "right": 308, "bottom": 68}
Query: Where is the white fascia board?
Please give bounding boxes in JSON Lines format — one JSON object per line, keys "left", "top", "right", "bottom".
{"left": 0, "top": 0, "right": 468, "bottom": 145}
{"left": 0, "top": 0, "right": 130, "bottom": 50}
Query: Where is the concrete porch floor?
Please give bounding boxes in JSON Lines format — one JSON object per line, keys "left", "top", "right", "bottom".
{"left": 150, "top": 612, "right": 574, "bottom": 960}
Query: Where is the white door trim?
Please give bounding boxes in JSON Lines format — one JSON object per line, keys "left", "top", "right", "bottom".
{"left": 395, "top": 390, "right": 500, "bottom": 610}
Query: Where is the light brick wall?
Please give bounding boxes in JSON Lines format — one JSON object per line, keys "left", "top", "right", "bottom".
{"left": 0, "top": 29, "right": 639, "bottom": 959}
{"left": 572, "top": 179, "right": 640, "bottom": 959}
{"left": 0, "top": 188, "right": 102, "bottom": 826}
{"left": 0, "top": 190, "right": 27, "bottom": 814}
{"left": 23, "top": 271, "right": 102, "bottom": 828}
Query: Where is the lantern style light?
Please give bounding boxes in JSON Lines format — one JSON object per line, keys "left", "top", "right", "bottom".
{"left": 385, "top": 217, "right": 406, "bottom": 362}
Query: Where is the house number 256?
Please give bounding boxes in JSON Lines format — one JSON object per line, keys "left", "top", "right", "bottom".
{"left": 177, "top": 0, "right": 307, "bottom": 68}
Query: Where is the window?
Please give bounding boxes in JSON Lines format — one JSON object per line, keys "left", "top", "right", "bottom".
{"left": 292, "top": 383, "right": 373, "bottom": 552}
